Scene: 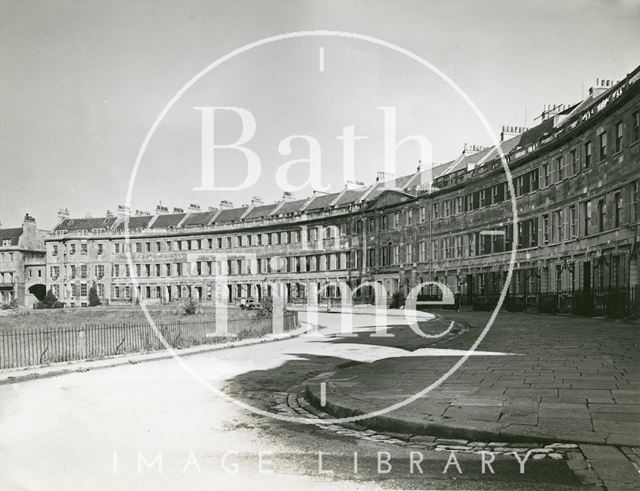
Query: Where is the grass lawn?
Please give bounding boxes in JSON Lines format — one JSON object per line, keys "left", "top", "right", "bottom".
{"left": 0, "top": 304, "right": 255, "bottom": 331}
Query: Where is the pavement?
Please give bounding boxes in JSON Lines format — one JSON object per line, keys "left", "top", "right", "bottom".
{"left": 303, "top": 310, "right": 640, "bottom": 448}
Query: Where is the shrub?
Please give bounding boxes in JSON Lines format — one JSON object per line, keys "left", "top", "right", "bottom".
{"left": 256, "top": 296, "right": 273, "bottom": 318}
{"left": 181, "top": 297, "right": 198, "bottom": 316}
{"left": 1, "top": 299, "right": 19, "bottom": 310}
{"left": 36, "top": 289, "right": 63, "bottom": 309}
{"left": 389, "top": 291, "right": 406, "bottom": 309}
{"left": 88, "top": 286, "right": 101, "bottom": 307}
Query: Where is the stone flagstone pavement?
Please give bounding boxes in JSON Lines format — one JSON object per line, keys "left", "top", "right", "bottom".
{"left": 305, "top": 311, "right": 640, "bottom": 447}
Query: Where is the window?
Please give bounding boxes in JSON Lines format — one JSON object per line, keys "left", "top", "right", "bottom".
{"left": 135, "top": 242, "right": 142, "bottom": 253}
{"left": 553, "top": 210, "right": 564, "bottom": 242}
{"left": 95, "top": 265, "right": 104, "bottom": 279}
{"left": 419, "top": 241, "right": 427, "bottom": 261}
{"left": 367, "top": 217, "right": 375, "bottom": 232}
{"left": 70, "top": 265, "right": 77, "bottom": 279}
{"left": 432, "top": 203, "right": 440, "bottom": 219}
{"left": 541, "top": 163, "right": 550, "bottom": 187}
{"left": 443, "top": 200, "right": 451, "bottom": 217}
{"left": 480, "top": 189, "right": 487, "bottom": 207}
{"left": 633, "top": 110, "right": 640, "bottom": 142}
{"left": 583, "top": 201, "right": 592, "bottom": 236}
{"left": 599, "top": 132, "right": 607, "bottom": 160}
{"left": 570, "top": 148, "right": 578, "bottom": 175}
{"left": 405, "top": 243, "right": 413, "bottom": 263}
{"left": 70, "top": 244, "right": 76, "bottom": 255}
{"left": 393, "top": 213, "right": 400, "bottom": 228}
{"left": 406, "top": 209, "right": 413, "bottom": 224}
{"left": 465, "top": 194, "right": 474, "bottom": 212}
{"left": 634, "top": 180, "right": 640, "bottom": 219}
{"left": 598, "top": 199, "right": 606, "bottom": 232}
{"left": 543, "top": 215, "right": 550, "bottom": 244}
{"left": 455, "top": 236, "right": 463, "bottom": 257}
{"left": 97, "top": 284, "right": 104, "bottom": 298}
{"left": 392, "top": 245, "right": 399, "bottom": 264}
{"left": 52, "top": 245, "right": 58, "bottom": 256}
{"left": 615, "top": 121, "right": 623, "bottom": 153}
{"left": 80, "top": 243, "right": 88, "bottom": 255}
{"left": 80, "top": 265, "right": 88, "bottom": 278}
{"left": 80, "top": 283, "right": 87, "bottom": 297}
{"left": 614, "top": 192, "right": 622, "bottom": 228}
{"left": 570, "top": 206, "right": 577, "bottom": 238}
{"left": 145, "top": 242, "right": 151, "bottom": 252}
{"left": 556, "top": 156, "right": 565, "bottom": 181}
{"left": 114, "top": 243, "right": 120, "bottom": 253}
{"left": 366, "top": 247, "right": 375, "bottom": 267}
{"left": 50, "top": 266, "right": 59, "bottom": 280}
{"left": 97, "top": 243, "right": 103, "bottom": 255}
{"left": 584, "top": 141, "right": 592, "bottom": 168}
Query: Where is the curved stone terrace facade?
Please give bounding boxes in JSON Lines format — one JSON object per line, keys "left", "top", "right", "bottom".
{"left": 43, "top": 65, "right": 640, "bottom": 315}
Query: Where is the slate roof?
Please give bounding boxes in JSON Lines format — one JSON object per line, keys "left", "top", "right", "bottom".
{"left": 54, "top": 217, "right": 117, "bottom": 232}
{"left": 332, "top": 188, "right": 368, "bottom": 207}
{"left": 213, "top": 207, "right": 248, "bottom": 224}
{"left": 150, "top": 213, "right": 185, "bottom": 229}
{"left": 181, "top": 211, "right": 218, "bottom": 227}
{"left": 273, "top": 199, "right": 307, "bottom": 216}
{"left": 0, "top": 228, "right": 23, "bottom": 246}
{"left": 114, "top": 215, "right": 153, "bottom": 231}
{"left": 243, "top": 204, "right": 278, "bottom": 221}
{"left": 303, "top": 192, "right": 341, "bottom": 211}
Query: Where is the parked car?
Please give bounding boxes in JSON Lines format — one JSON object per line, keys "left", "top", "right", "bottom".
{"left": 239, "top": 298, "right": 261, "bottom": 310}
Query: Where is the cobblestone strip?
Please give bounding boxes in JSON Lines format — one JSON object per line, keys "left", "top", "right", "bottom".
{"left": 270, "top": 391, "right": 607, "bottom": 487}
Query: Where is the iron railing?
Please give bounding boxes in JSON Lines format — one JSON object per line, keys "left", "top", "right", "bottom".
{"left": 0, "top": 311, "right": 298, "bottom": 370}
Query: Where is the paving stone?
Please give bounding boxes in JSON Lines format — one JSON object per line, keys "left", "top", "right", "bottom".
{"left": 435, "top": 438, "right": 468, "bottom": 445}
{"left": 546, "top": 443, "right": 579, "bottom": 449}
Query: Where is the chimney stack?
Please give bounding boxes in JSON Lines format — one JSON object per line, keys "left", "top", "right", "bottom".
{"left": 500, "top": 125, "right": 528, "bottom": 142}
{"left": 116, "top": 205, "right": 130, "bottom": 219}
{"left": 282, "top": 192, "right": 295, "bottom": 201}
{"left": 156, "top": 204, "right": 169, "bottom": 214}
{"left": 345, "top": 179, "right": 365, "bottom": 190}
{"left": 173, "top": 207, "right": 184, "bottom": 213}
{"left": 57, "top": 208, "right": 70, "bottom": 223}
{"left": 251, "top": 196, "right": 263, "bottom": 206}
{"left": 188, "top": 203, "right": 201, "bottom": 211}
{"left": 220, "top": 200, "right": 233, "bottom": 209}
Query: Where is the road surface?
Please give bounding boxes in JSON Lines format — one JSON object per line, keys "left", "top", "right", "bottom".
{"left": 0, "top": 312, "right": 591, "bottom": 490}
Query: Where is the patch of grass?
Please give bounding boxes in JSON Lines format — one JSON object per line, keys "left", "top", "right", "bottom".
{"left": 0, "top": 304, "right": 256, "bottom": 332}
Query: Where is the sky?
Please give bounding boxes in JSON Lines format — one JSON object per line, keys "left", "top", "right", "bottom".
{"left": 0, "top": 0, "right": 639, "bottom": 229}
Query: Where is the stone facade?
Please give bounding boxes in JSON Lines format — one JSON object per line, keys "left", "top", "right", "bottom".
{"left": 0, "top": 215, "right": 46, "bottom": 308}
{"left": 41, "top": 65, "right": 640, "bottom": 310}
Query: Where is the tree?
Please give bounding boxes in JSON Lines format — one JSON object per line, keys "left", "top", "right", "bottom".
{"left": 389, "top": 291, "right": 406, "bottom": 309}
{"left": 88, "top": 285, "right": 101, "bottom": 307}
{"left": 181, "top": 297, "right": 197, "bottom": 315}
{"left": 43, "top": 289, "right": 58, "bottom": 307}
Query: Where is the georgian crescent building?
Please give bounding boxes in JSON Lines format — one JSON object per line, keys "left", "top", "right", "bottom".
{"left": 32, "top": 65, "right": 640, "bottom": 315}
